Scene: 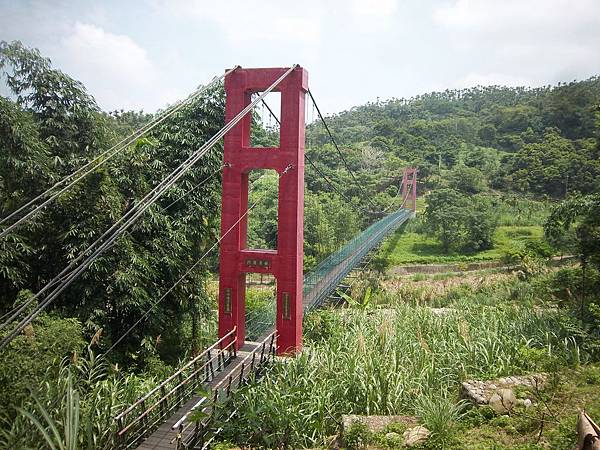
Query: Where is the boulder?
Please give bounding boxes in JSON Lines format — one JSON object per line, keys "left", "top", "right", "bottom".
{"left": 342, "top": 415, "right": 418, "bottom": 433}
{"left": 489, "top": 388, "right": 517, "bottom": 414}
{"left": 462, "top": 373, "right": 547, "bottom": 405}
{"left": 403, "top": 426, "right": 431, "bottom": 447}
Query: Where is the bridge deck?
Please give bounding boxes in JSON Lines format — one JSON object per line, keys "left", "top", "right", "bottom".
{"left": 128, "top": 209, "right": 412, "bottom": 450}
{"left": 136, "top": 343, "right": 260, "bottom": 449}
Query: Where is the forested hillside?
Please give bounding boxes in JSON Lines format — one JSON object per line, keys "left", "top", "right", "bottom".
{"left": 307, "top": 77, "right": 600, "bottom": 197}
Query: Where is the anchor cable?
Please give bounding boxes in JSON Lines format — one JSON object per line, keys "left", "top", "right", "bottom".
{"left": 0, "top": 66, "right": 240, "bottom": 239}
{"left": 0, "top": 65, "right": 298, "bottom": 350}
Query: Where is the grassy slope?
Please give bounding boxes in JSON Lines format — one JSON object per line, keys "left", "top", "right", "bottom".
{"left": 459, "top": 366, "right": 600, "bottom": 450}
{"left": 376, "top": 194, "right": 553, "bottom": 266}
{"left": 379, "top": 226, "right": 544, "bottom": 266}
{"left": 362, "top": 364, "right": 600, "bottom": 450}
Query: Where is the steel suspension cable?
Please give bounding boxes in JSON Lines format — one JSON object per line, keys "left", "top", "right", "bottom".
{"left": 108, "top": 165, "right": 289, "bottom": 357}
{"left": 0, "top": 65, "right": 298, "bottom": 351}
{"left": 260, "top": 98, "right": 384, "bottom": 216}
{"left": 0, "top": 66, "right": 240, "bottom": 239}
{"left": 0, "top": 143, "right": 219, "bottom": 333}
{"left": 1, "top": 72, "right": 289, "bottom": 335}
{"left": 263, "top": 96, "right": 404, "bottom": 215}
{"left": 162, "top": 164, "right": 228, "bottom": 212}
{"left": 307, "top": 89, "right": 380, "bottom": 210}
{"left": 0, "top": 163, "right": 225, "bottom": 329}
{"left": 102, "top": 170, "right": 279, "bottom": 355}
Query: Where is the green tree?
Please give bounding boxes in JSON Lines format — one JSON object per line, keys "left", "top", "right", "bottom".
{"left": 0, "top": 41, "right": 224, "bottom": 362}
{"left": 545, "top": 193, "right": 600, "bottom": 352}
{"left": 447, "top": 164, "right": 487, "bottom": 194}
{"left": 424, "top": 189, "right": 497, "bottom": 253}
{"left": 423, "top": 189, "right": 466, "bottom": 253}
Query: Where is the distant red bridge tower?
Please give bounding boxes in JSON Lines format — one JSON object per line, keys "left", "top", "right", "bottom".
{"left": 218, "top": 67, "right": 308, "bottom": 355}
{"left": 402, "top": 168, "right": 418, "bottom": 213}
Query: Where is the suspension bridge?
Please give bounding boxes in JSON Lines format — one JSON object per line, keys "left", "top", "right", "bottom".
{"left": 0, "top": 65, "right": 417, "bottom": 449}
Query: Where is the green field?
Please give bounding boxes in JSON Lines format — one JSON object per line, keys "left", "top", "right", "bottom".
{"left": 378, "top": 225, "right": 544, "bottom": 266}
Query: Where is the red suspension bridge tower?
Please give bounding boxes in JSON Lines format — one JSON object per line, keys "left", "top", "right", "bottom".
{"left": 218, "top": 67, "right": 308, "bottom": 355}
{"left": 401, "top": 167, "right": 418, "bottom": 213}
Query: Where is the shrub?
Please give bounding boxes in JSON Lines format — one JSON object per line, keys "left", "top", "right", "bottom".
{"left": 344, "top": 421, "right": 372, "bottom": 449}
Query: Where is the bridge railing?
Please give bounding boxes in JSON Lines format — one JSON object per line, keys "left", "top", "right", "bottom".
{"left": 303, "top": 208, "right": 411, "bottom": 309}
{"left": 113, "top": 328, "right": 237, "bottom": 449}
{"left": 176, "top": 331, "right": 278, "bottom": 449}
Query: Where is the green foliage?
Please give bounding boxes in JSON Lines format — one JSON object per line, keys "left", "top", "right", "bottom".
{"left": 423, "top": 189, "right": 498, "bottom": 253}
{"left": 18, "top": 371, "right": 80, "bottom": 450}
{"left": 2, "top": 39, "right": 600, "bottom": 450}
{"left": 245, "top": 284, "right": 276, "bottom": 340}
{"left": 0, "top": 349, "right": 154, "bottom": 449}
{"left": 338, "top": 286, "right": 373, "bottom": 310}
{"left": 304, "top": 191, "right": 360, "bottom": 269}
{"left": 0, "top": 41, "right": 224, "bottom": 362}
{"left": 544, "top": 195, "right": 600, "bottom": 356}
{"left": 344, "top": 421, "right": 372, "bottom": 449}
{"left": 423, "top": 189, "right": 466, "bottom": 253}
{"left": 307, "top": 77, "right": 600, "bottom": 198}
{"left": 247, "top": 170, "right": 279, "bottom": 249}
{"left": 221, "top": 275, "right": 583, "bottom": 448}
{"left": 378, "top": 225, "right": 545, "bottom": 266}
{"left": 448, "top": 165, "right": 488, "bottom": 194}
{"left": 545, "top": 193, "right": 600, "bottom": 268}
{"left": 415, "top": 394, "right": 466, "bottom": 439}
{"left": 0, "top": 309, "right": 85, "bottom": 414}
{"left": 510, "top": 128, "right": 599, "bottom": 196}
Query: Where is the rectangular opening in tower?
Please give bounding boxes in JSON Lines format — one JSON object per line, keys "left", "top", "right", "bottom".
{"left": 245, "top": 273, "right": 276, "bottom": 341}
{"left": 250, "top": 91, "right": 281, "bottom": 148}
{"left": 247, "top": 169, "right": 278, "bottom": 250}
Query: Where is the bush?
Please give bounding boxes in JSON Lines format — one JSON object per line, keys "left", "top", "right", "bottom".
{"left": 424, "top": 189, "right": 498, "bottom": 253}
{"left": 415, "top": 393, "right": 465, "bottom": 440}
{"left": 344, "top": 421, "right": 372, "bottom": 449}
{"left": 448, "top": 165, "right": 488, "bottom": 194}
{"left": 0, "top": 312, "right": 85, "bottom": 415}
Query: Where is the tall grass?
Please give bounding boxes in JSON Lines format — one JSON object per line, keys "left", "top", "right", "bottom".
{"left": 0, "top": 350, "right": 154, "bottom": 449}
{"left": 222, "top": 283, "right": 581, "bottom": 448}
{"left": 494, "top": 196, "right": 552, "bottom": 227}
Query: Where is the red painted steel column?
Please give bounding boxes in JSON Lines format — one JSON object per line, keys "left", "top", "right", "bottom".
{"left": 411, "top": 168, "right": 417, "bottom": 212}
{"left": 218, "top": 67, "right": 308, "bottom": 355}
{"left": 402, "top": 168, "right": 418, "bottom": 212}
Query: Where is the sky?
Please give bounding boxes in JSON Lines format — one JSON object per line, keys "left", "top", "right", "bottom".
{"left": 1, "top": 0, "right": 600, "bottom": 115}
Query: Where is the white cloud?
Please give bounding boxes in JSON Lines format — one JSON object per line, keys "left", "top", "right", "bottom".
{"left": 432, "top": 0, "right": 600, "bottom": 86}
{"left": 458, "top": 72, "right": 532, "bottom": 88}
{"left": 155, "top": 0, "right": 322, "bottom": 45}
{"left": 351, "top": 0, "right": 400, "bottom": 32}
{"left": 352, "top": 0, "right": 399, "bottom": 18}
{"left": 2, "top": 0, "right": 598, "bottom": 115}
{"left": 60, "top": 23, "right": 178, "bottom": 111}
{"left": 434, "top": 0, "right": 599, "bottom": 33}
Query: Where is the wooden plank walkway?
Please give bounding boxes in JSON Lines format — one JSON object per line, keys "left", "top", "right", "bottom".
{"left": 135, "top": 343, "right": 260, "bottom": 450}
{"left": 136, "top": 394, "right": 199, "bottom": 450}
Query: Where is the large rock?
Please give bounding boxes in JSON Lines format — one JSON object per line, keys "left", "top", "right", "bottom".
{"left": 489, "top": 388, "right": 517, "bottom": 414}
{"left": 403, "top": 426, "right": 431, "bottom": 447}
{"left": 341, "top": 415, "right": 418, "bottom": 433}
{"left": 461, "top": 373, "right": 546, "bottom": 405}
